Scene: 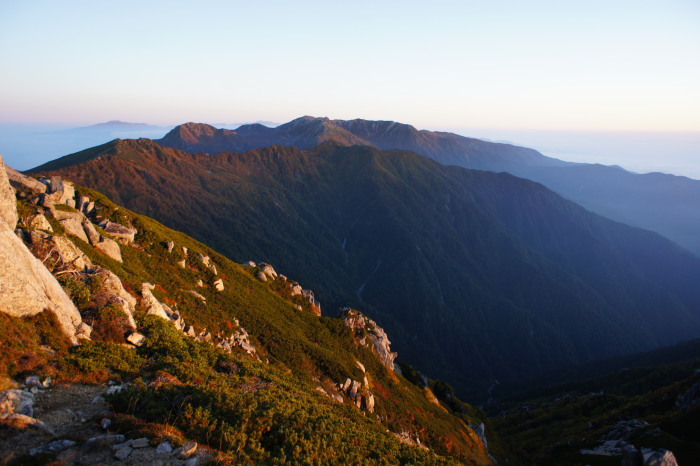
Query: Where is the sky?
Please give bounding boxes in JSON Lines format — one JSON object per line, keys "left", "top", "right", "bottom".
{"left": 0, "top": 0, "right": 699, "bottom": 174}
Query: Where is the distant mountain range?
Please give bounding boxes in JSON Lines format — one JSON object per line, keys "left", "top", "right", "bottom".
{"left": 154, "top": 117, "right": 700, "bottom": 256}
{"left": 31, "top": 138, "right": 700, "bottom": 401}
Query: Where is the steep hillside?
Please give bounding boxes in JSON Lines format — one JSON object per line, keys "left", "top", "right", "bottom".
{"left": 155, "top": 116, "right": 700, "bottom": 256}
{"left": 1, "top": 163, "right": 492, "bottom": 464}
{"left": 31, "top": 139, "right": 700, "bottom": 402}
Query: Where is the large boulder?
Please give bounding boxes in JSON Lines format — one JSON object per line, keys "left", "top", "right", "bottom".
{"left": 4, "top": 166, "right": 46, "bottom": 195}
{"left": 0, "top": 157, "right": 84, "bottom": 344}
{"left": 0, "top": 156, "right": 18, "bottom": 229}
{"left": 46, "top": 177, "right": 75, "bottom": 205}
{"left": 99, "top": 220, "right": 136, "bottom": 243}
{"left": 95, "top": 236, "right": 122, "bottom": 263}
{"left": 59, "top": 215, "right": 90, "bottom": 243}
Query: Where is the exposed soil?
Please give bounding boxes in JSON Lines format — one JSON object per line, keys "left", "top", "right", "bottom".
{"left": 0, "top": 383, "right": 209, "bottom": 465}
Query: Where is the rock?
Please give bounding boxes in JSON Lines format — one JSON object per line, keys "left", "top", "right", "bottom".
{"left": 0, "top": 156, "right": 19, "bottom": 229}
{"left": 106, "top": 385, "right": 126, "bottom": 395}
{"left": 196, "top": 279, "right": 204, "bottom": 287}
{"left": 77, "top": 195, "right": 90, "bottom": 212}
{"left": 258, "top": 262, "right": 278, "bottom": 279}
{"left": 91, "top": 268, "right": 137, "bottom": 329}
{"left": 302, "top": 289, "right": 322, "bottom": 316}
{"left": 95, "top": 235, "right": 123, "bottom": 262}
{"left": 126, "top": 332, "right": 146, "bottom": 347}
{"left": 166, "top": 241, "right": 175, "bottom": 253}
{"left": 178, "top": 259, "right": 186, "bottom": 268}
{"left": 99, "top": 220, "right": 137, "bottom": 243}
{"left": 182, "top": 246, "right": 188, "bottom": 256}
{"left": 213, "top": 278, "right": 224, "bottom": 291}
{"left": 602, "top": 419, "right": 649, "bottom": 441}
{"left": 355, "top": 360, "right": 366, "bottom": 373}
{"left": 131, "top": 437, "right": 150, "bottom": 448}
{"left": 622, "top": 444, "right": 644, "bottom": 466}
{"left": 156, "top": 441, "right": 172, "bottom": 454}
{"left": 676, "top": 381, "right": 700, "bottom": 410}
{"left": 141, "top": 283, "right": 172, "bottom": 320}
{"left": 185, "top": 457, "right": 199, "bottom": 466}
{"left": 42, "top": 377, "right": 52, "bottom": 388}
{"left": 0, "top": 389, "right": 35, "bottom": 416}
{"left": 290, "top": 283, "right": 303, "bottom": 296}
{"left": 244, "top": 260, "right": 256, "bottom": 267}
{"left": 642, "top": 449, "right": 679, "bottom": 466}
{"left": 210, "top": 264, "right": 217, "bottom": 275}
{"left": 363, "top": 394, "right": 375, "bottom": 413}
{"left": 65, "top": 199, "right": 76, "bottom": 208}
{"left": 81, "top": 220, "right": 101, "bottom": 244}
{"left": 29, "top": 439, "right": 77, "bottom": 456}
{"left": 185, "top": 289, "right": 206, "bottom": 302}
{"left": 255, "top": 270, "right": 267, "bottom": 282}
{"left": 475, "top": 423, "right": 488, "bottom": 449}
{"left": 198, "top": 253, "right": 211, "bottom": 267}
{"left": 46, "top": 177, "right": 75, "bottom": 205}
{"left": 101, "top": 418, "right": 112, "bottom": 430}
{"left": 85, "top": 434, "right": 125, "bottom": 447}
{"left": 5, "top": 166, "right": 46, "bottom": 195}
{"left": 25, "top": 375, "right": 42, "bottom": 388}
{"left": 185, "top": 325, "right": 196, "bottom": 337}
{"left": 114, "top": 445, "right": 133, "bottom": 460}
{"left": 0, "top": 178, "right": 84, "bottom": 343}
{"left": 0, "top": 413, "right": 56, "bottom": 435}
{"left": 177, "top": 441, "right": 198, "bottom": 458}
{"left": 84, "top": 201, "right": 95, "bottom": 214}
{"left": 48, "top": 235, "right": 93, "bottom": 271}
{"left": 28, "top": 213, "right": 53, "bottom": 232}
{"left": 76, "top": 321, "right": 93, "bottom": 340}
{"left": 341, "top": 308, "right": 397, "bottom": 370}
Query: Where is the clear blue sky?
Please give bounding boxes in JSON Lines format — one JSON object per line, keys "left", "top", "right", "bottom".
{"left": 1, "top": 0, "right": 699, "bottom": 132}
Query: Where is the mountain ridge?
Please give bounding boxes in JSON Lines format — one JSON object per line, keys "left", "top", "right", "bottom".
{"left": 153, "top": 116, "right": 700, "bottom": 256}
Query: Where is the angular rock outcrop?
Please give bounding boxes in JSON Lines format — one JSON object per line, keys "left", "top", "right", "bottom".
{"left": 141, "top": 283, "right": 173, "bottom": 320}
{"left": 91, "top": 268, "right": 137, "bottom": 330}
{"left": 28, "top": 213, "right": 53, "bottom": 232}
{"left": 5, "top": 166, "right": 47, "bottom": 195}
{"left": 99, "top": 220, "right": 137, "bottom": 243}
{"left": 0, "top": 156, "right": 84, "bottom": 344}
{"left": 341, "top": 308, "right": 397, "bottom": 371}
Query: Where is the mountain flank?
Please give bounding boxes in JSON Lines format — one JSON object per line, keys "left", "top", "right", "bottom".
{"left": 154, "top": 116, "right": 700, "bottom": 256}
{"left": 31, "top": 139, "right": 700, "bottom": 402}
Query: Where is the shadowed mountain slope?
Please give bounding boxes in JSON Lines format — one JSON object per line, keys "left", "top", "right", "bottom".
{"left": 31, "top": 139, "right": 700, "bottom": 401}
{"left": 155, "top": 117, "right": 700, "bottom": 256}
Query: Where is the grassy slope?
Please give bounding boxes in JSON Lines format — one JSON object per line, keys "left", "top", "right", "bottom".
{"left": 8, "top": 184, "right": 492, "bottom": 464}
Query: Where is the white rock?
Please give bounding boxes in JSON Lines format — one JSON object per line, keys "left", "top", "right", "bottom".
{"left": 126, "top": 332, "right": 146, "bottom": 347}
